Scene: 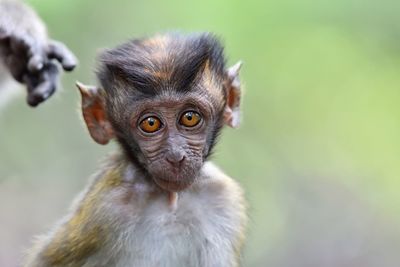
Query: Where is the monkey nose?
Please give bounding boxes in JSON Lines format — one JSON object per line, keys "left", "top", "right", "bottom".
{"left": 166, "top": 152, "right": 185, "bottom": 167}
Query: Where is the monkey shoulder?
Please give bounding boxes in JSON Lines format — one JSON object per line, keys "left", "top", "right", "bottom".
{"left": 197, "top": 161, "right": 246, "bottom": 205}
{"left": 194, "top": 161, "right": 247, "bottom": 233}
{"left": 24, "top": 156, "right": 143, "bottom": 267}
{"left": 201, "top": 161, "right": 247, "bottom": 223}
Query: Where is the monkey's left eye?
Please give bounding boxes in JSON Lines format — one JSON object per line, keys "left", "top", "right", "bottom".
{"left": 139, "top": 116, "right": 162, "bottom": 133}
{"left": 179, "top": 111, "right": 202, "bottom": 127}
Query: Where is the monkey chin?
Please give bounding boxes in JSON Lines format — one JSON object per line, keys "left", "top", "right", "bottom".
{"left": 148, "top": 160, "right": 202, "bottom": 192}
{"left": 153, "top": 176, "right": 196, "bottom": 192}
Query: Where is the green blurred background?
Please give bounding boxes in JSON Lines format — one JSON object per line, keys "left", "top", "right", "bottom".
{"left": 1, "top": 0, "right": 400, "bottom": 266}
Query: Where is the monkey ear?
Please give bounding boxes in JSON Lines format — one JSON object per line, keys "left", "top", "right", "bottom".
{"left": 76, "top": 82, "right": 114, "bottom": 145}
{"left": 224, "top": 61, "right": 242, "bottom": 128}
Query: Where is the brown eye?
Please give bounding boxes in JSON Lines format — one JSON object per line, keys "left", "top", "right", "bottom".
{"left": 139, "top": 116, "right": 162, "bottom": 133}
{"left": 180, "top": 111, "right": 201, "bottom": 127}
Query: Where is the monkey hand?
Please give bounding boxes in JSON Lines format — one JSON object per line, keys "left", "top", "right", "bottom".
{"left": 0, "top": 32, "right": 77, "bottom": 107}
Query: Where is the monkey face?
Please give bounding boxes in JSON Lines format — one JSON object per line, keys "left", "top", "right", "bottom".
{"left": 128, "top": 93, "right": 220, "bottom": 192}
{"left": 78, "top": 33, "right": 242, "bottom": 192}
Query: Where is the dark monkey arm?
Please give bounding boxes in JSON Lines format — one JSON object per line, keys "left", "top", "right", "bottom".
{"left": 0, "top": 0, "right": 77, "bottom": 107}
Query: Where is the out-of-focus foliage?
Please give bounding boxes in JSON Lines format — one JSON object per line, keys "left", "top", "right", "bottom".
{"left": 1, "top": 0, "right": 400, "bottom": 266}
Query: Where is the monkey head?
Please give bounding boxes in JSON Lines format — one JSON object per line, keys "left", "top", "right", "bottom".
{"left": 76, "top": 33, "right": 242, "bottom": 192}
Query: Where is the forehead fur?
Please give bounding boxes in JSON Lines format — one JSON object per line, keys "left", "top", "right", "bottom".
{"left": 96, "top": 32, "right": 226, "bottom": 97}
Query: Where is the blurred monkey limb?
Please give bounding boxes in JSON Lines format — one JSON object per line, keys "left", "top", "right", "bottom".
{"left": 24, "top": 33, "right": 247, "bottom": 267}
{"left": 0, "top": 0, "right": 77, "bottom": 107}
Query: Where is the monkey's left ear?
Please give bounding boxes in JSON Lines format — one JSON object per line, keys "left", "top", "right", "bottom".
{"left": 224, "top": 61, "right": 242, "bottom": 128}
{"left": 76, "top": 82, "right": 114, "bottom": 145}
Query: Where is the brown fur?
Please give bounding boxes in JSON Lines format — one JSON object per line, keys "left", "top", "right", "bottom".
{"left": 39, "top": 168, "right": 122, "bottom": 266}
{"left": 24, "top": 33, "right": 246, "bottom": 267}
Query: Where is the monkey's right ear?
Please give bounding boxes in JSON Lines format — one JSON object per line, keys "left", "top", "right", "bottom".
{"left": 76, "top": 82, "right": 114, "bottom": 145}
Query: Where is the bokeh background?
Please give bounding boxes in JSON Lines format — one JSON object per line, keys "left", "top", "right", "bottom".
{"left": 1, "top": 0, "right": 400, "bottom": 266}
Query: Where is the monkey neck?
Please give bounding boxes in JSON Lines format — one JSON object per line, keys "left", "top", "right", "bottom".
{"left": 120, "top": 154, "right": 180, "bottom": 210}
{"left": 168, "top": 192, "right": 179, "bottom": 211}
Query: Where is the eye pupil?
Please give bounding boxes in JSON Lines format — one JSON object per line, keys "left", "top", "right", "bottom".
{"left": 148, "top": 118, "right": 155, "bottom": 126}
{"left": 186, "top": 113, "right": 193, "bottom": 120}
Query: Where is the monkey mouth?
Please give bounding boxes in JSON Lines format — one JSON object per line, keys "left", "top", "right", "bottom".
{"left": 149, "top": 162, "right": 201, "bottom": 192}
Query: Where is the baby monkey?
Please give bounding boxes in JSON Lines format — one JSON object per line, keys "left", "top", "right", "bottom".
{"left": 25, "top": 33, "right": 247, "bottom": 267}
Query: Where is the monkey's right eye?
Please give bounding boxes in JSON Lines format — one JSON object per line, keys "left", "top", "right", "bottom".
{"left": 139, "top": 116, "right": 162, "bottom": 133}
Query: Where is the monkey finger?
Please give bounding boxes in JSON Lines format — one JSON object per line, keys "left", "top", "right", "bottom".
{"left": 9, "top": 34, "right": 45, "bottom": 72}
{"left": 26, "top": 39, "right": 47, "bottom": 72}
{"left": 26, "top": 79, "right": 55, "bottom": 107}
{"left": 25, "top": 63, "right": 59, "bottom": 107}
{"left": 27, "top": 53, "right": 45, "bottom": 72}
{"left": 47, "top": 40, "right": 77, "bottom": 71}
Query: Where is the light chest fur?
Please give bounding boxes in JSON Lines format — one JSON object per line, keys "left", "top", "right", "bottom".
{"left": 109, "top": 162, "right": 245, "bottom": 267}
{"left": 26, "top": 161, "right": 246, "bottom": 267}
